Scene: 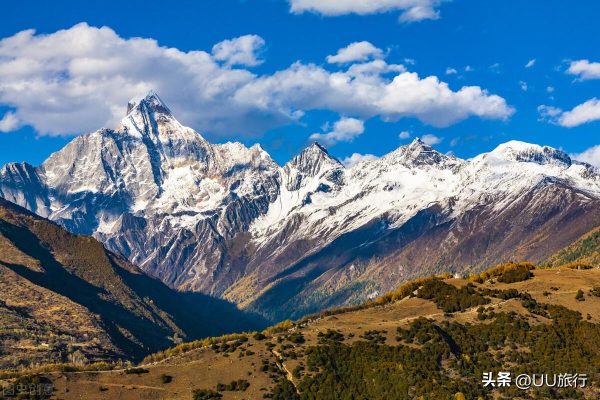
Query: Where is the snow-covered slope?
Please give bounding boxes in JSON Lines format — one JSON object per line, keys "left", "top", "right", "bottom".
{"left": 2, "top": 92, "right": 600, "bottom": 321}
{"left": 249, "top": 139, "right": 599, "bottom": 263}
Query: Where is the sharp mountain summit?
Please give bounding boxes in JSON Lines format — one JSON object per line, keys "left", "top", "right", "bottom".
{"left": 2, "top": 91, "right": 600, "bottom": 321}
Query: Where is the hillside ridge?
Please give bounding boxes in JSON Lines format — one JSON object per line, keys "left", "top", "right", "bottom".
{"left": 5, "top": 262, "right": 598, "bottom": 400}
{"left": 0, "top": 197, "right": 265, "bottom": 370}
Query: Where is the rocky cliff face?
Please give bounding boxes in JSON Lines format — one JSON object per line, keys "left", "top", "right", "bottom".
{"left": 2, "top": 92, "right": 600, "bottom": 321}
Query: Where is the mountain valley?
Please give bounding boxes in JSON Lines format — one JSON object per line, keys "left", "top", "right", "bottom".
{"left": 6, "top": 264, "right": 598, "bottom": 400}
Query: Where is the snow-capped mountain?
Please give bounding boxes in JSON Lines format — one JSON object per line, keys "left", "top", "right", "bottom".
{"left": 2, "top": 91, "right": 600, "bottom": 321}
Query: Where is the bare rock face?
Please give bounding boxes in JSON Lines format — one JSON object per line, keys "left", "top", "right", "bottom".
{"left": 1, "top": 92, "right": 281, "bottom": 298}
{"left": 2, "top": 91, "right": 600, "bottom": 322}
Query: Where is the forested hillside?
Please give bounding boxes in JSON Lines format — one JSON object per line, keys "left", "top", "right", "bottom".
{"left": 546, "top": 226, "right": 600, "bottom": 268}
{"left": 5, "top": 264, "right": 597, "bottom": 400}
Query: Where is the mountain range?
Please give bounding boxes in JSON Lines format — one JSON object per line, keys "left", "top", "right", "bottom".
{"left": 1, "top": 91, "right": 600, "bottom": 321}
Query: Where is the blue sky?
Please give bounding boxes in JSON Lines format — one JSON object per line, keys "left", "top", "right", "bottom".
{"left": 1, "top": 0, "right": 600, "bottom": 167}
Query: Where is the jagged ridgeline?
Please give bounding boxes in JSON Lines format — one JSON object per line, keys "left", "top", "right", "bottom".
{"left": 0, "top": 198, "right": 266, "bottom": 370}
{"left": 6, "top": 263, "right": 597, "bottom": 400}
{"left": 1, "top": 91, "right": 600, "bottom": 322}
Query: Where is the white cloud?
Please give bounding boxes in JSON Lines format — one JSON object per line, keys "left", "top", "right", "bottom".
{"left": 212, "top": 34, "right": 266, "bottom": 67}
{"left": 489, "top": 63, "right": 501, "bottom": 73}
{"left": 399, "top": 130, "right": 411, "bottom": 139}
{"left": 403, "top": 58, "right": 416, "bottom": 65}
{"left": 525, "top": 59, "right": 536, "bottom": 68}
{"left": 420, "top": 133, "right": 442, "bottom": 145}
{"left": 557, "top": 98, "right": 600, "bottom": 127}
{"left": 0, "top": 23, "right": 514, "bottom": 137}
{"left": 398, "top": 4, "right": 440, "bottom": 22}
{"left": 345, "top": 59, "right": 406, "bottom": 75}
{"left": 538, "top": 98, "right": 600, "bottom": 127}
{"left": 445, "top": 67, "right": 457, "bottom": 75}
{"left": 366, "top": 73, "right": 513, "bottom": 126}
{"left": 519, "top": 81, "right": 528, "bottom": 91}
{"left": 449, "top": 137, "right": 459, "bottom": 146}
{"left": 310, "top": 117, "right": 364, "bottom": 145}
{"left": 537, "top": 105, "right": 563, "bottom": 122}
{"left": 567, "top": 59, "right": 600, "bottom": 80}
{"left": 571, "top": 145, "right": 600, "bottom": 168}
{"left": 327, "top": 41, "right": 383, "bottom": 64}
{"left": 0, "top": 112, "right": 21, "bottom": 132}
{"left": 0, "top": 24, "right": 260, "bottom": 135}
{"left": 464, "top": 65, "right": 474, "bottom": 72}
{"left": 341, "top": 152, "right": 379, "bottom": 167}
{"left": 546, "top": 86, "right": 555, "bottom": 93}
{"left": 289, "top": 0, "right": 443, "bottom": 22}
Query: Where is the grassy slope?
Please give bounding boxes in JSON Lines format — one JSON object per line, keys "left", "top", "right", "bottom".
{"left": 23, "top": 266, "right": 600, "bottom": 400}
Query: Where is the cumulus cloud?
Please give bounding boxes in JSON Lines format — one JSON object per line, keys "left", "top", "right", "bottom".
{"left": 0, "top": 112, "right": 21, "bottom": 132}
{"left": 0, "top": 23, "right": 513, "bottom": 137}
{"left": 557, "top": 98, "right": 600, "bottom": 127}
{"left": 326, "top": 41, "right": 383, "bottom": 64}
{"left": 212, "top": 34, "right": 266, "bottom": 67}
{"left": 525, "top": 59, "right": 536, "bottom": 68}
{"left": 538, "top": 98, "right": 600, "bottom": 127}
{"left": 0, "top": 24, "right": 258, "bottom": 135}
{"left": 399, "top": 130, "right": 411, "bottom": 139}
{"left": 310, "top": 117, "right": 365, "bottom": 145}
{"left": 236, "top": 65, "right": 513, "bottom": 127}
{"left": 420, "top": 133, "right": 442, "bottom": 145}
{"left": 567, "top": 59, "right": 600, "bottom": 80}
{"left": 288, "top": 0, "right": 443, "bottom": 22}
{"left": 341, "top": 152, "right": 379, "bottom": 167}
{"left": 571, "top": 145, "right": 600, "bottom": 168}
{"left": 445, "top": 67, "right": 457, "bottom": 75}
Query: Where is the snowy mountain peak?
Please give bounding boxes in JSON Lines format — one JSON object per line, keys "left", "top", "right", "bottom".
{"left": 308, "top": 141, "right": 329, "bottom": 153}
{"left": 126, "top": 90, "right": 171, "bottom": 116}
{"left": 286, "top": 142, "right": 343, "bottom": 176}
{"left": 489, "top": 140, "right": 572, "bottom": 166}
{"left": 117, "top": 91, "right": 209, "bottom": 147}
{"left": 407, "top": 137, "right": 436, "bottom": 153}
{"left": 384, "top": 137, "right": 457, "bottom": 168}
{"left": 280, "top": 142, "right": 344, "bottom": 191}
{"left": 1, "top": 161, "right": 36, "bottom": 177}
{"left": 410, "top": 137, "right": 426, "bottom": 146}
{"left": 3, "top": 104, "right": 600, "bottom": 320}
{"left": 122, "top": 90, "right": 179, "bottom": 130}
{"left": 300, "top": 142, "right": 333, "bottom": 159}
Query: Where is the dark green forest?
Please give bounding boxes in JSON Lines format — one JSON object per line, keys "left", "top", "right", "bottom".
{"left": 268, "top": 288, "right": 600, "bottom": 400}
